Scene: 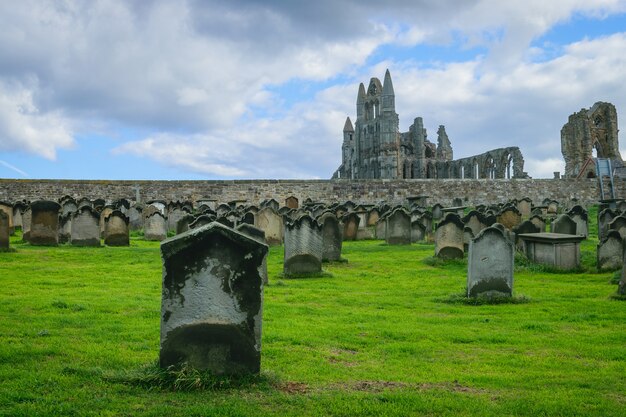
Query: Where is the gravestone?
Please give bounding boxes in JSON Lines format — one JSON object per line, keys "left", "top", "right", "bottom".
{"left": 189, "top": 214, "right": 215, "bottom": 230}
{"left": 569, "top": 212, "right": 588, "bottom": 237}
{"left": 255, "top": 207, "right": 283, "bottom": 246}
{"left": 463, "top": 227, "right": 474, "bottom": 253}
{"left": 77, "top": 197, "right": 92, "bottom": 209}
{"left": 236, "top": 223, "right": 268, "bottom": 285}
{"left": 597, "top": 230, "right": 623, "bottom": 271}
{"left": 342, "top": 212, "right": 360, "bottom": 241}
{"left": 435, "top": 213, "right": 465, "bottom": 259}
{"left": 283, "top": 215, "right": 323, "bottom": 276}
{"left": 127, "top": 205, "right": 143, "bottom": 231}
{"left": 367, "top": 208, "right": 380, "bottom": 227}
{"left": 99, "top": 205, "right": 115, "bottom": 238}
{"left": 419, "top": 211, "right": 434, "bottom": 242}
{"left": 552, "top": 214, "right": 578, "bottom": 235}
{"left": 285, "top": 196, "right": 299, "bottom": 209}
{"left": 61, "top": 199, "right": 78, "bottom": 217}
{"left": 0, "top": 210, "right": 8, "bottom": 250}
{"left": 529, "top": 214, "right": 547, "bottom": 232}
{"left": 21, "top": 207, "right": 32, "bottom": 242}
{"left": 463, "top": 210, "right": 489, "bottom": 237}
{"left": 385, "top": 208, "right": 411, "bottom": 245}
{"left": 467, "top": 226, "right": 514, "bottom": 298}
{"left": 431, "top": 203, "right": 443, "bottom": 221}
{"left": 71, "top": 206, "right": 101, "bottom": 247}
{"left": 58, "top": 213, "right": 72, "bottom": 244}
{"left": 144, "top": 211, "right": 168, "bottom": 241}
{"left": 104, "top": 210, "right": 130, "bottom": 246}
{"left": 0, "top": 201, "right": 13, "bottom": 235}
{"left": 319, "top": 213, "right": 342, "bottom": 262}
{"left": 517, "top": 198, "right": 532, "bottom": 218}
{"left": 12, "top": 202, "right": 26, "bottom": 231}
{"left": 241, "top": 212, "right": 255, "bottom": 225}
{"left": 547, "top": 200, "right": 559, "bottom": 214}
{"left": 30, "top": 200, "right": 61, "bottom": 246}
{"left": 496, "top": 206, "right": 522, "bottom": 230}
{"left": 375, "top": 215, "right": 387, "bottom": 240}
{"left": 609, "top": 216, "right": 626, "bottom": 240}
{"left": 167, "top": 206, "right": 189, "bottom": 233}
{"left": 411, "top": 220, "right": 426, "bottom": 243}
{"left": 513, "top": 220, "right": 540, "bottom": 252}
{"left": 598, "top": 209, "right": 617, "bottom": 241}
{"left": 176, "top": 214, "right": 196, "bottom": 234}
{"left": 261, "top": 198, "right": 280, "bottom": 212}
{"left": 159, "top": 222, "right": 267, "bottom": 374}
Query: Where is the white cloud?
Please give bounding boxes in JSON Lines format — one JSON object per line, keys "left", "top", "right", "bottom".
{"left": 0, "top": 81, "right": 74, "bottom": 159}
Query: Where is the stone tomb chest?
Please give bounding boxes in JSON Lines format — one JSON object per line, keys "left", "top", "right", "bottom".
{"left": 159, "top": 222, "right": 268, "bottom": 374}
{"left": 518, "top": 232, "right": 585, "bottom": 270}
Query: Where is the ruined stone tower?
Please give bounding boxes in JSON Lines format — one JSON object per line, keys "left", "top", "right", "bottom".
{"left": 333, "top": 70, "right": 527, "bottom": 180}
{"left": 561, "top": 102, "right": 623, "bottom": 178}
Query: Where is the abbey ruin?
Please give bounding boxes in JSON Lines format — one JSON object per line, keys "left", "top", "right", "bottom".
{"left": 561, "top": 101, "right": 624, "bottom": 178}
{"left": 332, "top": 70, "right": 528, "bottom": 180}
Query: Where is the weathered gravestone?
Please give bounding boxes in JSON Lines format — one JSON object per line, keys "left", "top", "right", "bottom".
{"left": 12, "top": 202, "right": 26, "bottom": 231}
{"left": 619, "top": 254, "right": 626, "bottom": 295}
{"left": 552, "top": 214, "right": 578, "bottom": 235}
{"left": 608, "top": 216, "right": 626, "bottom": 240}
{"left": 496, "top": 206, "right": 522, "bottom": 230}
{"left": 236, "top": 223, "right": 268, "bottom": 285}
{"left": 375, "top": 214, "right": 387, "bottom": 240}
{"left": 463, "top": 210, "right": 489, "bottom": 237}
{"left": 411, "top": 220, "right": 426, "bottom": 243}
{"left": 529, "top": 214, "right": 547, "bottom": 233}
{"left": 285, "top": 196, "right": 299, "bottom": 209}
{"left": 513, "top": 220, "right": 540, "bottom": 252}
{"left": 144, "top": 211, "right": 168, "bottom": 241}
{"left": 435, "top": 213, "right": 465, "bottom": 259}
{"left": 255, "top": 207, "right": 283, "bottom": 246}
{"left": 385, "top": 208, "right": 411, "bottom": 245}
{"left": 597, "top": 230, "right": 623, "bottom": 271}
{"left": 159, "top": 222, "right": 267, "bottom": 374}
{"left": 176, "top": 214, "right": 196, "bottom": 234}
{"left": 99, "top": 205, "right": 115, "bottom": 238}
{"left": 71, "top": 206, "right": 101, "bottom": 247}
{"left": 240, "top": 212, "right": 255, "bottom": 225}
{"left": 104, "top": 210, "right": 130, "bottom": 246}
{"left": 127, "top": 205, "right": 143, "bottom": 231}
{"left": 431, "top": 203, "right": 444, "bottom": 221}
{"left": 21, "top": 207, "right": 32, "bottom": 242}
{"left": 598, "top": 209, "right": 618, "bottom": 241}
{"left": 61, "top": 199, "right": 78, "bottom": 217}
{"left": 189, "top": 214, "right": 215, "bottom": 230}
{"left": 0, "top": 201, "right": 13, "bottom": 235}
{"left": 467, "top": 226, "right": 514, "bottom": 298}
{"left": 30, "top": 200, "right": 61, "bottom": 246}
{"left": 342, "top": 212, "right": 360, "bottom": 241}
{"left": 319, "top": 212, "right": 342, "bottom": 262}
{"left": 0, "top": 210, "right": 9, "bottom": 250}
{"left": 58, "top": 213, "right": 72, "bottom": 244}
{"left": 283, "top": 215, "right": 324, "bottom": 276}
{"left": 517, "top": 198, "right": 532, "bottom": 218}
{"left": 167, "top": 205, "right": 189, "bottom": 233}
{"left": 463, "top": 227, "right": 474, "bottom": 253}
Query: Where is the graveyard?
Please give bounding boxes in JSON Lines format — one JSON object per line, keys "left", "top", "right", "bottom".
{"left": 1, "top": 205, "right": 625, "bottom": 417}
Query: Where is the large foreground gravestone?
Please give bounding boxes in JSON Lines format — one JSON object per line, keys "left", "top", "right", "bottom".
{"left": 30, "top": 200, "right": 61, "bottom": 246}
{"left": 283, "top": 215, "right": 324, "bottom": 276}
{"left": 467, "top": 226, "right": 514, "bottom": 298}
{"left": 159, "top": 222, "right": 268, "bottom": 374}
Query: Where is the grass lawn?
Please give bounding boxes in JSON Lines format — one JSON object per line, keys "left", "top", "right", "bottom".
{"left": 1, "top": 213, "right": 625, "bottom": 416}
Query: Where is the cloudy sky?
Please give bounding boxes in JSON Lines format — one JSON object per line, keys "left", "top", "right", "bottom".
{"left": 1, "top": 0, "right": 626, "bottom": 180}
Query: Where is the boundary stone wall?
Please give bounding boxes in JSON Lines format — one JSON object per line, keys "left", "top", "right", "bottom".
{"left": 0, "top": 178, "right": 617, "bottom": 207}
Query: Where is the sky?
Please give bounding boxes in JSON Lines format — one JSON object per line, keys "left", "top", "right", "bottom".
{"left": 1, "top": 0, "right": 626, "bottom": 180}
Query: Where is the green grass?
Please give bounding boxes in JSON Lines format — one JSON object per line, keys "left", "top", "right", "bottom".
{"left": 1, "top": 220, "right": 625, "bottom": 416}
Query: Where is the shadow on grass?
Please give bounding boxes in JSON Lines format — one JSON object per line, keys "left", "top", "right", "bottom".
{"left": 108, "top": 361, "right": 279, "bottom": 392}
{"left": 438, "top": 292, "right": 531, "bottom": 306}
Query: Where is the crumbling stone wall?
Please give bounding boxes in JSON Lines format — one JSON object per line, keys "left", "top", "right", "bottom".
{"left": 561, "top": 102, "right": 622, "bottom": 178}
